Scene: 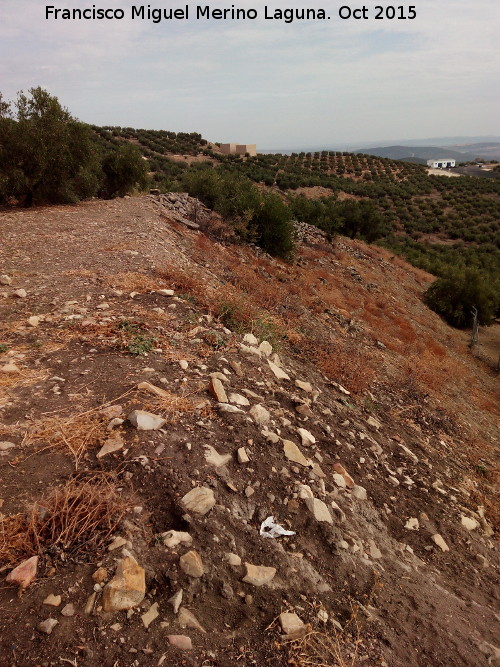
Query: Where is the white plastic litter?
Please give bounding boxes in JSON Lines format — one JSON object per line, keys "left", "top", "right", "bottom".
{"left": 260, "top": 516, "right": 295, "bottom": 539}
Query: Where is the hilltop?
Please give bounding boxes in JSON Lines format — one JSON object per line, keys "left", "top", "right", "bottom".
{"left": 0, "top": 194, "right": 498, "bottom": 667}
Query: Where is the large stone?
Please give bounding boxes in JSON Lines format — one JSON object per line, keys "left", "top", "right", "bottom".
{"left": 0, "top": 274, "right": 12, "bottom": 285}
{"left": 179, "top": 550, "right": 204, "bottom": 578}
{"left": 43, "top": 593, "right": 61, "bottom": 607}
{"left": 141, "top": 602, "right": 159, "bottom": 629}
{"left": 6, "top": 555, "right": 38, "bottom": 591}
{"left": 242, "top": 562, "right": 276, "bottom": 587}
{"left": 209, "top": 378, "right": 228, "bottom": 403}
{"left": 461, "top": 515, "right": 479, "bottom": 531}
{"left": 280, "top": 612, "right": 305, "bottom": 635}
{"left": 295, "top": 380, "right": 313, "bottom": 393}
{"left": 304, "top": 497, "right": 333, "bottom": 524}
{"left": 167, "top": 635, "right": 192, "bottom": 650}
{"left": 283, "top": 440, "right": 311, "bottom": 468}
{"left": 204, "top": 445, "right": 231, "bottom": 468}
{"left": 13, "top": 289, "right": 27, "bottom": 298}
{"left": 249, "top": 404, "right": 270, "bottom": 425}
{"left": 137, "top": 381, "right": 170, "bottom": 398}
{"left": 267, "top": 360, "right": 290, "bottom": 381}
{"left": 178, "top": 607, "right": 207, "bottom": 633}
{"left": 229, "top": 393, "right": 250, "bottom": 406}
{"left": 168, "top": 589, "right": 183, "bottom": 613}
{"left": 127, "top": 410, "right": 166, "bottom": 430}
{"left": 432, "top": 534, "right": 449, "bottom": 552}
{"left": 97, "top": 433, "right": 124, "bottom": 458}
{"left": 297, "top": 428, "right": 315, "bottom": 446}
{"left": 259, "top": 341, "right": 273, "bottom": 356}
{"left": 333, "top": 463, "right": 354, "bottom": 488}
{"left": 180, "top": 487, "right": 215, "bottom": 515}
{"left": 1, "top": 363, "right": 21, "bottom": 374}
{"left": 162, "top": 530, "right": 192, "bottom": 548}
{"left": 243, "top": 333, "right": 259, "bottom": 346}
{"left": 101, "top": 556, "right": 146, "bottom": 612}
{"left": 38, "top": 618, "right": 58, "bottom": 635}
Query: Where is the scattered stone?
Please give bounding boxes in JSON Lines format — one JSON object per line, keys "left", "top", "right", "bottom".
{"left": 127, "top": 410, "right": 166, "bottom": 430}
{"left": 283, "top": 440, "right": 311, "bottom": 468}
{"left": 43, "top": 593, "right": 62, "bottom": 607}
{"left": 304, "top": 497, "right": 333, "bottom": 524}
{"left": 168, "top": 589, "right": 183, "bottom": 614}
{"left": 137, "top": 381, "right": 170, "bottom": 398}
{"left": 242, "top": 562, "right": 276, "bottom": 587}
{"left": 351, "top": 485, "right": 367, "bottom": 500}
{"left": 368, "top": 540, "right": 382, "bottom": 559}
{"left": 101, "top": 556, "right": 146, "bottom": 612}
{"left": 1, "top": 363, "right": 21, "bottom": 374}
{"left": 461, "top": 515, "right": 479, "bottom": 531}
{"left": 13, "top": 289, "right": 27, "bottom": 298}
{"left": 27, "top": 315, "right": 41, "bottom": 327}
{"left": 204, "top": 445, "right": 232, "bottom": 468}
{"left": 84, "top": 592, "right": 97, "bottom": 615}
{"left": 475, "top": 554, "right": 490, "bottom": 568}
{"left": 61, "top": 603, "right": 75, "bottom": 617}
{"left": 366, "top": 416, "right": 381, "bottom": 430}
{"left": 432, "top": 534, "right": 449, "bottom": 553}
{"left": 297, "top": 428, "right": 315, "bottom": 447}
{"left": 226, "top": 553, "right": 242, "bottom": 566}
{"left": 162, "top": 530, "right": 193, "bottom": 548}
{"left": 142, "top": 602, "right": 159, "bottom": 629}
{"left": 280, "top": 612, "right": 305, "bottom": 636}
{"left": 181, "top": 486, "right": 216, "bottom": 515}
{"left": 108, "top": 536, "right": 127, "bottom": 551}
{"left": 0, "top": 274, "right": 12, "bottom": 285}
{"left": 218, "top": 403, "right": 244, "bottom": 414}
{"left": 209, "top": 377, "right": 228, "bottom": 403}
{"left": 96, "top": 302, "right": 109, "bottom": 310}
{"left": 38, "top": 618, "right": 58, "bottom": 635}
{"left": 333, "top": 463, "right": 355, "bottom": 488}
{"left": 178, "top": 607, "right": 207, "bottom": 633}
{"left": 245, "top": 486, "right": 255, "bottom": 498}
{"left": 229, "top": 393, "right": 250, "bottom": 406}
{"left": 267, "top": 360, "right": 290, "bottom": 381}
{"left": 167, "top": 635, "right": 192, "bottom": 650}
{"left": 332, "top": 473, "right": 347, "bottom": 488}
{"left": 92, "top": 567, "right": 108, "bottom": 584}
{"left": 398, "top": 443, "right": 418, "bottom": 463}
{"left": 249, "top": 404, "right": 270, "bottom": 425}
{"left": 405, "top": 518, "right": 419, "bottom": 531}
{"left": 229, "top": 360, "right": 243, "bottom": 376}
{"left": 157, "top": 289, "right": 175, "bottom": 296}
{"left": 0, "top": 441, "right": 16, "bottom": 451}
{"left": 243, "top": 333, "right": 259, "bottom": 346}
{"left": 259, "top": 341, "right": 273, "bottom": 356}
{"left": 295, "top": 380, "right": 313, "bottom": 393}
{"left": 237, "top": 447, "right": 250, "bottom": 464}
{"left": 330, "top": 500, "right": 346, "bottom": 522}
{"left": 179, "top": 550, "right": 204, "bottom": 578}
{"left": 6, "top": 555, "right": 38, "bottom": 591}
{"left": 97, "top": 433, "right": 124, "bottom": 458}
{"left": 100, "top": 405, "right": 123, "bottom": 419}
{"left": 262, "top": 429, "right": 280, "bottom": 444}
{"left": 179, "top": 359, "right": 189, "bottom": 370}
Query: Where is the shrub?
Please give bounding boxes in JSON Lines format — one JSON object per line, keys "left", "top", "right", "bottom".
{"left": 424, "top": 269, "right": 498, "bottom": 327}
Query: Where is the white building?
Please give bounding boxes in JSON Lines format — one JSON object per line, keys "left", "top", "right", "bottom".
{"left": 427, "top": 159, "right": 456, "bottom": 168}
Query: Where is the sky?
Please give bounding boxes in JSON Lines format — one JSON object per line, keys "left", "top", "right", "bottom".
{"left": 1, "top": 0, "right": 499, "bottom": 148}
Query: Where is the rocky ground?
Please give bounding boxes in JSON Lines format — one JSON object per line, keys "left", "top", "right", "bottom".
{"left": 0, "top": 195, "right": 498, "bottom": 667}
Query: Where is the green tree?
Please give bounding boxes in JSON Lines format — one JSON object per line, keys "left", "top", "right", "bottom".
{"left": 101, "top": 143, "right": 148, "bottom": 198}
{"left": 423, "top": 269, "right": 498, "bottom": 328}
{"left": 253, "top": 192, "right": 295, "bottom": 259}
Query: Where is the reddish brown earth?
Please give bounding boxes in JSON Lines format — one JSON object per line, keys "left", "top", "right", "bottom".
{"left": 0, "top": 196, "right": 498, "bottom": 667}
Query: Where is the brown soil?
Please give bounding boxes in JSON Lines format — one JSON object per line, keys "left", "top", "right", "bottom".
{"left": 0, "top": 196, "right": 498, "bottom": 667}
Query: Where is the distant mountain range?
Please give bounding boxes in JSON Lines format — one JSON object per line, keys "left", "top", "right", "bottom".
{"left": 261, "top": 136, "right": 500, "bottom": 160}
{"left": 355, "top": 143, "right": 500, "bottom": 162}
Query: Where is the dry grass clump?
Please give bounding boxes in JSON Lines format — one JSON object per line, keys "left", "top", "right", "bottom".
{"left": 0, "top": 475, "right": 129, "bottom": 570}
{"left": 0, "top": 365, "right": 50, "bottom": 403}
{"left": 105, "top": 271, "right": 162, "bottom": 293}
{"left": 22, "top": 408, "right": 111, "bottom": 468}
{"left": 139, "top": 390, "right": 201, "bottom": 423}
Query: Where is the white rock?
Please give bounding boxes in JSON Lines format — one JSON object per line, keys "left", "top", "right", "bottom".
{"left": 332, "top": 473, "right": 347, "bottom": 488}
{"left": 218, "top": 403, "right": 244, "bottom": 414}
{"left": 38, "top": 618, "right": 58, "bottom": 635}
{"left": 267, "top": 360, "right": 290, "bottom": 381}
{"left": 204, "top": 445, "right": 231, "bottom": 468}
{"left": 366, "top": 416, "right": 381, "bottom": 430}
{"left": 43, "top": 593, "right": 62, "bottom": 607}
{"left": 179, "top": 360, "right": 189, "bottom": 370}
{"left": 249, "top": 404, "right": 270, "bottom": 425}
{"left": 304, "top": 497, "right": 333, "bottom": 524}
{"left": 283, "top": 440, "right": 311, "bottom": 468}
{"left": 295, "top": 380, "right": 313, "bottom": 393}
{"left": 242, "top": 562, "right": 276, "bottom": 586}
{"left": 168, "top": 589, "right": 183, "bottom": 614}
{"left": 259, "top": 341, "right": 273, "bottom": 356}
{"left": 404, "top": 518, "right": 419, "bottom": 531}
{"left": 226, "top": 553, "right": 242, "bottom": 566}
{"left": 157, "top": 289, "right": 175, "bottom": 296}
{"left": 142, "top": 602, "right": 159, "bottom": 628}
{"left": 297, "top": 428, "right": 315, "bottom": 447}
{"left": 351, "top": 485, "right": 367, "bottom": 500}
{"left": 1, "top": 363, "right": 21, "bottom": 374}
{"left": 13, "top": 289, "right": 27, "bottom": 298}
{"left": 0, "top": 442, "right": 16, "bottom": 451}
{"left": 27, "top": 316, "right": 41, "bottom": 327}
{"left": 280, "top": 612, "right": 305, "bottom": 635}
{"left": 128, "top": 410, "right": 166, "bottom": 430}
{"left": 181, "top": 487, "right": 215, "bottom": 515}
{"left": 229, "top": 393, "right": 250, "bottom": 406}
{"left": 162, "top": 530, "right": 193, "bottom": 548}
{"left": 461, "top": 515, "right": 479, "bottom": 531}
{"left": 237, "top": 447, "right": 250, "bottom": 464}
{"left": 432, "top": 534, "right": 449, "bottom": 552}
{"left": 0, "top": 275, "right": 12, "bottom": 285}
{"left": 243, "top": 333, "right": 259, "bottom": 346}
{"left": 137, "top": 381, "right": 170, "bottom": 398}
